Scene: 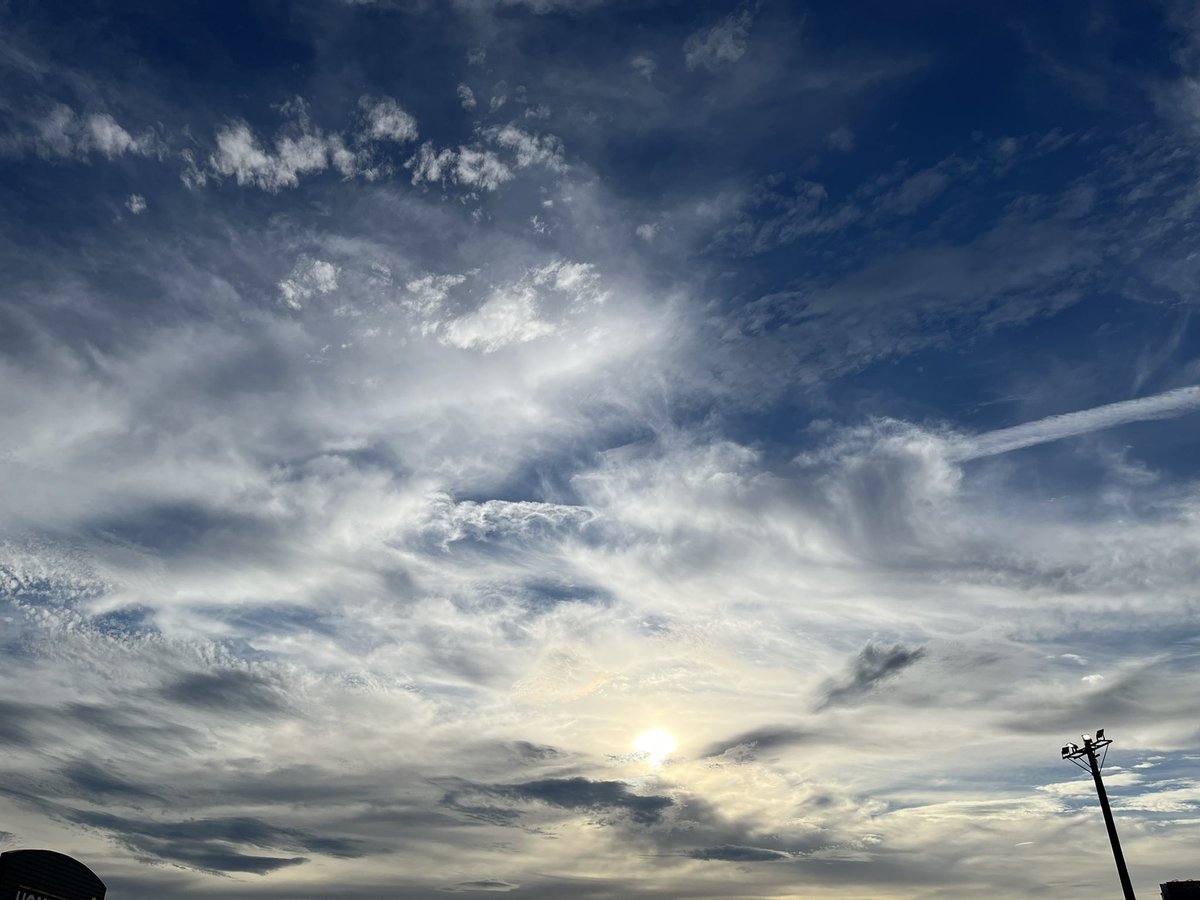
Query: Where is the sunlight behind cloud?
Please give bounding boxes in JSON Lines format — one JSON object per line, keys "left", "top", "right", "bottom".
{"left": 633, "top": 727, "right": 677, "bottom": 765}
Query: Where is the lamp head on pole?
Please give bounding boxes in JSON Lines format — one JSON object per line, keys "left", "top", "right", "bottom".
{"left": 1060, "top": 728, "right": 1110, "bottom": 763}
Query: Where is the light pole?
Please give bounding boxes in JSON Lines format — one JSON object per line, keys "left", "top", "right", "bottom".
{"left": 1061, "top": 728, "right": 1136, "bottom": 900}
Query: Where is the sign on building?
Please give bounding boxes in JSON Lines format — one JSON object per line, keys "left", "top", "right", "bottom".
{"left": 0, "top": 850, "right": 106, "bottom": 900}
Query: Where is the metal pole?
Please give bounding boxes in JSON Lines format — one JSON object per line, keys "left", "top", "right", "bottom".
{"left": 1084, "top": 738, "right": 1136, "bottom": 900}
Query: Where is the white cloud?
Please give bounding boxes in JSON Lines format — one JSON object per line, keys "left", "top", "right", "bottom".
{"left": 455, "top": 146, "right": 513, "bottom": 190}
{"left": 636, "top": 223, "right": 658, "bottom": 241}
{"left": 16, "top": 94, "right": 561, "bottom": 200}
{"left": 125, "top": 193, "right": 147, "bottom": 215}
{"left": 406, "top": 142, "right": 513, "bottom": 191}
{"left": 209, "top": 120, "right": 336, "bottom": 192}
{"left": 205, "top": 97, "right": 417, "bottom": 190}
{"left": 405, "top": 273, "right": 467, "bottom": 311}
{"left": 406, "top": 141, "right": 457, "bottom": 184}
{"left": 327, "top": 133, "right": 360, "bottom": 177}
{"left": 630, "top": 55, "right": 657, "bottom": 79}
{"left": 404, "top": 272, "right": 469, "bottom": 332}
{"left": 457, "top": 84, "right": 478, "bottom": 110}
{"left": 439, "top": 260, "right": 605, "bottom": 352}
{"left": 85, "top": 113, "right": 142, "bottom": 157}
{"left": 32, "top": 103, "right": 78, "bottom": 156}
{"left": 22, "top": 104, "right": 156, "bottom": 160}
{"left": 179, "top": 149, "right": 208, "bottom": 189}
{"left": 360, "top": 96, "right": 419, "bottom": 143}
{"left": 278, "top": 257, "right": 340, "bottom": 309}
{"left": 487, "top": 124, "right": 566, "bottom": 172}
{"left": 531, "top": 259, "right": 599, "bottom": 294}
{"left": 438, "top": 289, "right": 556, "bottom": 351}
{"left": 1038, "top": 772, "right": 1144, "bottom": 797}
{"left": 421, "top": 495, "right": 597, "bottom": 548}
{"left": 952, "top": 385, "right": 1200, "bottom": 461}
{"left": 683, "top": 7, "right": 755, "bottom": 71}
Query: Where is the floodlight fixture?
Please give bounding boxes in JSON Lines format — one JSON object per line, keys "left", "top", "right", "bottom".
{"left": 1058, "top": 727, "right": 1135, "bottom": 900}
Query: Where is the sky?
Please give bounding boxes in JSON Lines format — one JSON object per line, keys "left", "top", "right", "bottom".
{"left": 1, "top": 0, "right": 1199, "bottom": 897}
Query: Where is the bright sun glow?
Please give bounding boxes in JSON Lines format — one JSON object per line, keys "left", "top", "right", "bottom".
{"left": 632, "top": 728, "right": 677, "bottom": 764}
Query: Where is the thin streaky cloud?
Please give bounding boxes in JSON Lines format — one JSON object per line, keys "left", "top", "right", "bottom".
{"left": 953, "top": 385, "right": 1200, "bottom": 460}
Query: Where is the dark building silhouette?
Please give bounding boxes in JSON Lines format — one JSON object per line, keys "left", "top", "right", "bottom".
{"left": 1162, "top": 881, "right": 1200, "bottom": 899}
{"left": 0, "top": 849, "right": 106, "bottom": 900}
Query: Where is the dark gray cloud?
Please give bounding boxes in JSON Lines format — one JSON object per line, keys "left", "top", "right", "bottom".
{"left": 628, "top": 792, "right": 840, "bottom": 863}
{"left": 508, "top": 740, "right": 560, "bottom": 760}
{"left": 700, "top": 726, "right": 814, "bottom": 759}
{"left": 0, "top": 696, "right": 202, "bottom": 755}
{"left": 89, "top": 502, "right": 271, "bottom": 556}
{"left": 498, "top": 777, "right": 673, "bottom": 824}
{"left": 217, "top": 763, "right": 399, "bottom": 805}
{"left": 443, "top": 777, "right": 673, "bottom": 826}
{"left": 687, "top": 844, "right": 791, "bottom": 862}
{"left": 158, "top": 669, "right": 286, "bottom": 714}
{"left": 60, "top": 809, "right": 364, "bottom": 874}
{"left": 815, "top": 642, "right": 926, "bottom": 711}
{"left": 133, "top": 844, "right": 306, "bottom": 876}
{"left": 439, "top": 797, "right": 524, "bottom": 827}
{"left": 0, "top": 699, "right": 41, "bottom": 747}
{"left": 59, "top": 702, "right": 201, "bottom": 753}
{"left": 0, "top": 788, "right": 316, "bottom": 875}
{"left": 59, "top": 760, "right": 162, "bottom": 803}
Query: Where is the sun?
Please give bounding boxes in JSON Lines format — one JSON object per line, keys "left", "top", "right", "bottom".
{"left": 633, "top": 727, "right": 677, "bottom": 764}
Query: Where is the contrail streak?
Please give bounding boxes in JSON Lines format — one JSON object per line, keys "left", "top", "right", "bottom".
{"left": 951, "top": 385, "right": 1200, "bottom": 461}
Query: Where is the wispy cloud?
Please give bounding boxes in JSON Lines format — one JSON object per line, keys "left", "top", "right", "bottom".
{"left": 815, "top": 642, "right": 927, "bottom": 711}
{"left": 683, "top": 6, "right": 756, "bottom": 71}
{"left": 406, "top": 141, "right": 513, "bottom": 190}
{"left": 953, "top": 385, "right": 1200, "bottom": 460}
{"left": 3, "top": 103, "right": 158, "bottom": 160}
{"left": 278, "top": 256, "right": 340, "bottom": 309}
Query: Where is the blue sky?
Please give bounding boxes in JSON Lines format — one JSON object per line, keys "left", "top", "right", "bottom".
{"left": 2, "top": 1, "right": 1199, "bottom": 897}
